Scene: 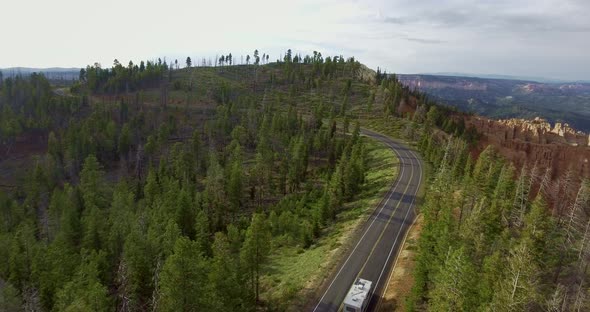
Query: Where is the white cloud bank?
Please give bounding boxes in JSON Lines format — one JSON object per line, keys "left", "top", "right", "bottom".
{"left": 2, "top": 0, "right": 589, "bottom": 80}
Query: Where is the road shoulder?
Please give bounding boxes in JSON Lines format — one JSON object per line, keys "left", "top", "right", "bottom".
{"left": 263, "top": 136, "right": 399, "bottom": 311}
{"left": 377, "top": 213, "right": 424, "bottom": 311}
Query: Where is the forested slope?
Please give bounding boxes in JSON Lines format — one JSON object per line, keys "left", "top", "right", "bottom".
{"left": 402, "top": 128, "right": 590, "bottom": 310}
{"left": 356, "top": 74, "right": 590, "bottom": 310}
{"left": 0, "top": 52, "right": 389, "bottom": 311}
{"left": 1, "top": 50, "right": 588, "bottom": 311}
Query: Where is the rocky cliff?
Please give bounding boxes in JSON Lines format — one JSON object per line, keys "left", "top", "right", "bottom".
{"left": 465, "top": 116, "right": 590, "bottom": 179}
{"left": 397, "top": 74, "right": 590, "bottom": 132}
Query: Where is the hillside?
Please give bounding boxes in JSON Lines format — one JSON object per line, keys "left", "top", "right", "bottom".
{"left": 1, "top": 54, "right": 589, "bottom": 311}
{"left": 397, "top": 74, "right": 590, "bottom": 132}
{"left": 0, "top": 55, "right": 401, "bottom": 311}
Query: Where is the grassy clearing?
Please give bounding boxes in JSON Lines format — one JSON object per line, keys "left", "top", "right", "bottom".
{"left": 348, "top": 102, "right": 421, "bottom": 149}
{"left": 361, "top": 117, "right": 405, "bottom": 139}
{"left": 260, "top": 135, "right": 399, "bottom": 310}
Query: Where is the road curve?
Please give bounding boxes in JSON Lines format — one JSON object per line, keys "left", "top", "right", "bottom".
{"left": 310, "top": 129, "right": 423, "bottom": 312}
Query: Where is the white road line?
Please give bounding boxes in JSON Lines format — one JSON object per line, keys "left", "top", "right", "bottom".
{"left": 312, "top": 137, "right": 408, "bottom": 312}
{"left": 371, "top": 148, "right": 423, "bottom": 304}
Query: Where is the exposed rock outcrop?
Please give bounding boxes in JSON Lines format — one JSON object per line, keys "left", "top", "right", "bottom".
{"left": 465, "top": 116, "right": 590, "bottom": 179}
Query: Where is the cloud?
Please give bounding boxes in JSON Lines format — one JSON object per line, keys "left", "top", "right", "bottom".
{"left": 373, "top": 0, "right": 590, "bottom": 33}
{"left": 381, "top": 16, "right": 412, "bottom": 25}
{"left": 1, "top": 0, "right": 589, "bottom": 80}
{"left": 404, "top": 37, "right": 447, "bottom": 44}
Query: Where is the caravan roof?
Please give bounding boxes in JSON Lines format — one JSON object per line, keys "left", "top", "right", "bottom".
{"left": 343, "top": 278, "right": 372, "bottom": 309}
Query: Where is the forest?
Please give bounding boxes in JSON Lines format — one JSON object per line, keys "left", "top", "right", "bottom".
{"left": 404, "top": 110, "right": 590, "bottom": 310}
{"left": 0, "top": 51, "right": 373, "bottom": 311}
{"left": 1, "top": 48, "right": 588, "bottom": 312}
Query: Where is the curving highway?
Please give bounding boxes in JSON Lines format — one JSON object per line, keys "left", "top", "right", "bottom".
{"left": 311, "top": 128, "right": 423, "bottom": 312}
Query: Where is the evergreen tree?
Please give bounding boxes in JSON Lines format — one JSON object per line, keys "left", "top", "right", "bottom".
{"left": 194, "top": 208, "right": 210, "bottom": 256}
{"left": 240, "top": 213, "right": 271, "bottom": 304}
{"left": 176, "top": 186, "right": 196, "bottom": 238}
{"left": 428, "top": 247, "right": 477, "bottom": 311}
{"left": 118, "top": 123, "right": 131, "bottom": 161}
{"left": 122, "top": 222, "right": 154, "bottom": 307}
{"left": 159, "top": 237, "right": 213, "bottom": 311}
{"left": 53, "top": 251, "right": 111, "bottom": 312}
{"left": 491, "top": 240, "right": 540, "bottom": 311}
{"left": 0, "top": 282, "right": 21, "bottom": 311}
{"left": 209, "top": 232, "right": 251, "bottom": 311}
{"left": 227, "top": 144, "right": 243, "bottom": 213}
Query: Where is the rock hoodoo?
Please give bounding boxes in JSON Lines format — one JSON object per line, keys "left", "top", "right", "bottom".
{"left": 465, "top": 116, "right": 590, "bottom": 179}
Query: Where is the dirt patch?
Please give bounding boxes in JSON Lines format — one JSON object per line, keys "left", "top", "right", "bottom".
{"left": 0, "top": 131, "right": 48, "bottom": 187}
{"left": 377, "top": 214, "right": 424, "bottom": 312}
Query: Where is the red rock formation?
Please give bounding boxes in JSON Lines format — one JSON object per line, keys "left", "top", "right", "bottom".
{"left": 395, "top": 91, "right": 588, "bottom": 180}
{"left": 465, "top": 116, "right": 590, "bottom": 179}
{"left": 397, "top": 97, "right": 418, "bottom": 116}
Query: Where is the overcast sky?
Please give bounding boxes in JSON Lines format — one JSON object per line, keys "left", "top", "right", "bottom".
{"left": 2, "top": 0, "right": 589, "bottom": 80}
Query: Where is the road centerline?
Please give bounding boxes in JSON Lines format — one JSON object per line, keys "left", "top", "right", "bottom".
{"left": 311, "top": 139, "right": 407, "bottom": 312}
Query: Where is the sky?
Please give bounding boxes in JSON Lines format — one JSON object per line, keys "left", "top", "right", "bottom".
{"left": 2, "top": 0, "right": 590, "bottom": 81}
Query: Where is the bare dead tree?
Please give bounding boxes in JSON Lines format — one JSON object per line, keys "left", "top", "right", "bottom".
{"left": 565, "top": 183, "right": 589, "bottom": 245}
{"left": 116, "top": 259, "right": 131, "bottom": 312}
{"left": 22, "top": 285, "right": 41, "bottom": 311}
{"left": 546, "top": 284, "right": 567, "bottom": 312}
{"left": 578, "top": 219, "right": 590, "bottom": 263}
{"left": 553, "top": 182, "right": 589, "bottom": 283}
{"left": 150, "top": 258, "right": 163, "bottom": 312}
{"left": 159, "top": 83, "right": 168, "bottom": 109}
{"left": 135, "top": 144, "right": 144, "bottom": 181}
{"left": 501, "top": 242, "right": 539, "bottom": 310}
{"left": 537, "top": 167, "right": 553, "bottom": 199}
{"left": 556, "top": 169, "right": 576, "bottom": 222}
{"left": 573, "top": 275, "right": 588, "bottom": 312}
{"left": 413, "top": 104, "right": 427, "bottom": 123}
{"left": 512, "top": 163, "right": 535, "bottom": 227}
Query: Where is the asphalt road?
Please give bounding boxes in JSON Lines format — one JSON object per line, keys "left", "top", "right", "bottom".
{"left": 311, "top": 129, "right": 423, "bottom": 312}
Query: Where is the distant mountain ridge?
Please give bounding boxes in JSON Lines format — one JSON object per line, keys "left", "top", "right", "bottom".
{"left": 417, "top": 72, "right": 590, "bottom": 83}
{"left": 1, "top": 67, "right": 81, "bottom": 73}
{"left": 1, "top": 67, "right": 80, "bottom": 81}
{"left": 397, "top": 74, "right": 590, "bottom": 132}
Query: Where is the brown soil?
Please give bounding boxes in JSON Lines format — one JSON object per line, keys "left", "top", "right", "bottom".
{"left": 0, "top": 130, "right": 48, "bottom": 187}
{"left": 377, "top": 214, "right": 424, "bottom": 312}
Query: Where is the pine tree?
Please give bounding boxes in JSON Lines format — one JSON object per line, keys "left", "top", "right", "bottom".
{"left": 80, "top": 154, "right": 109, "bottom": 210}
{"left": 175, "top": 186, "right": 195, "bottom": 238}
{"left": 122, "top": 222, "right": 154, "bottom": 307}
{"left": 143, "top": 168, "right": 160, "bottom": 207}
{"left": 523, "top": 195, "right": 555, "bottom": 267}
{"left": 53, "top": 251, "right": 111, "bottom": 312}
{"left": 118, "top": 123, "right": 131, "bottom": 161}
{"left": 240, "top": 213, "right": 271, "bottom": 304}
{"left": 106, "top": 182, "right": 134, "bottom": 259}
{"left": 159, "top": 237, "right": 213, "bottom": 311}
{"left": 194, "top": 209, "right": 210, "bottom": 256}
{"left": 204, "top": 151, "right": 226, "bottom": 231}
{"left": 35, "top": 230, "right": 80, "bottom": 310}
{"left": 428, "top": 247, "right": 478, "bottom": 311}
{"left": 491, "top": 240, "right": 539, "bottom": 311}
{"left": 47, "top": 131, "right": 61, "bottom": 165}
{"left": 209, "top": 232, "right": 251, "bottom": 311}
{"left": 0, "top": 282, "right": 22, "bottom": 311}
{"left": 227, "top": 144, "right": 243, "bottom": 213}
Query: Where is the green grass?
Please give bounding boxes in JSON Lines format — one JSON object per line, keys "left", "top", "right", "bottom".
{"left": 260, "top": 136, "right": 399, "bottom": 310}
{"left": 358, "top": 112, "right": 431, "bottom": 209}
